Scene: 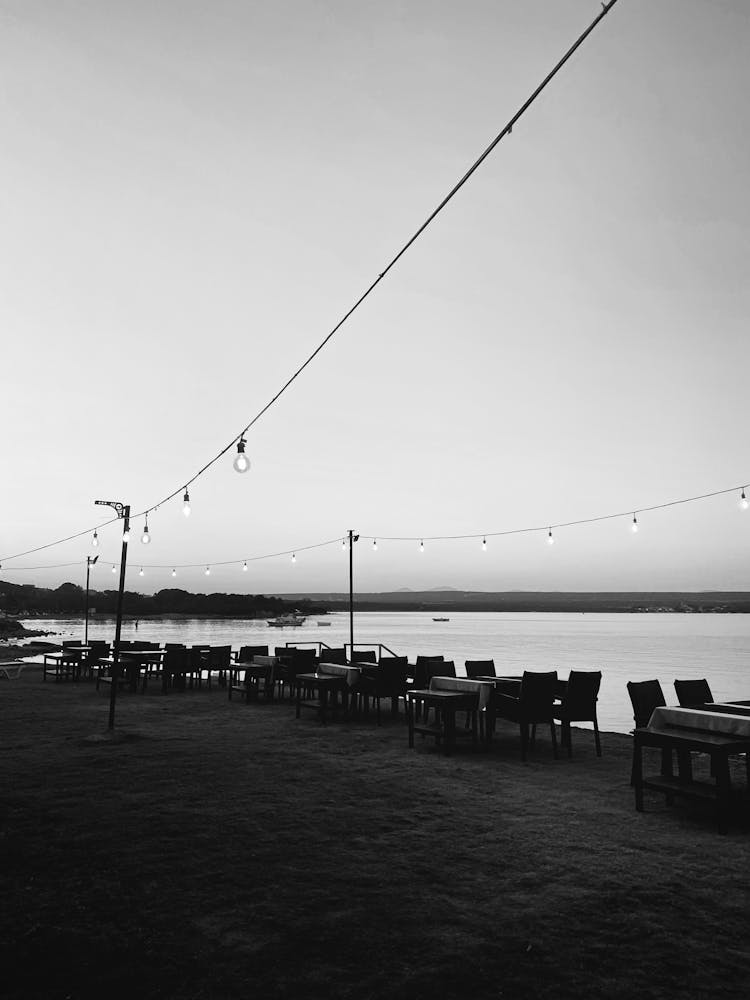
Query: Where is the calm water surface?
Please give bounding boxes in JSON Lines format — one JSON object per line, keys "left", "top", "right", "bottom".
{"left": 22, "top": 612, "right": 750, "bottom": 735}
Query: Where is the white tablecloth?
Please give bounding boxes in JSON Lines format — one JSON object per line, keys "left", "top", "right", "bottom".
{"left": 429, "top": 676, "right": 494, "bottom": 711}
{"left": 648, "top": 706, "right": 750, "bottom": 739}
{"left": 318, "top": 662, "right": 361, "bottom": 687}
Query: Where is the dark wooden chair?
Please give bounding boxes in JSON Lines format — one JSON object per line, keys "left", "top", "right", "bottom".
{"left": 163, "top": 648, "right": 191, "bottom": 692}
{"left": 553, "top": 670, "right": 602, "bottom": 757}
{"left": 277, "top": 647, "right": 317, "bottom": 699}
{"left": 412, "top": 654, "right": 444, "bottom": 689}
{"left": 674, "top": 678, "right": 713, "bottom": 706}
{"left": 494, "top": 670, "right": 559, "bottom": 761}
{"left": 206, "top": 645, "right": 232, "bottom": 689}
{"left": 465, "top": 660, "right": 495, "bottom": 679}
{"left": 627, "top": 679, "right": 666, "bottom": 729}
{"left": 235, "top": 644, "right": 269, "bottom": 663}
{"left": 319, "top": 647, "right": 347, "bottom": 665}
{"left": 357, "top": 656, "right": 409, "bottom": 723}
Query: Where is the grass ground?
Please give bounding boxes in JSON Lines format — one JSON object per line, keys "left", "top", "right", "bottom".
{"left": 2, "top": 667, "right": 749, "bottom": 999}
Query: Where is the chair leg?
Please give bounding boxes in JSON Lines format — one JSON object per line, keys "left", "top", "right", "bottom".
{"left": 550, "top": 720, "right": 558, "bottom": 759}
{"left": 593, "top": 717, "right": 601, "bottom": 757}
{"left": 520, "top": 723, "right": 529, "bottom": 762}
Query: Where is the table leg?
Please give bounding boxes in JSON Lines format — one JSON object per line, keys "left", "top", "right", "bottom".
{"left": 714, "top": 752, "right": 731, "bottom": 835}
{"left": 407, "top": 695, "right": 415, "bottom": 749}
{"left": 633, "top": 737, "right": 644, "bottom": 813}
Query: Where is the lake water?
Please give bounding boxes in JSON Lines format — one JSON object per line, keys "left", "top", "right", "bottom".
{"left": 20, "top": 612, "right": 750, "bottom": 735}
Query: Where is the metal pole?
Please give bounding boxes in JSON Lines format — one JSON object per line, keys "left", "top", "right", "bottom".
{"left": 84, "top": 559, "right": 91, "bottom": 645}
{"left": 109, "top": 507, "right": 130, "bottom": 731}
{"left": 348, "top": 530, "right": 354, "bottom": 661}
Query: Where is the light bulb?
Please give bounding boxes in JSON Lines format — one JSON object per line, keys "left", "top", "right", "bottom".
{"left": 141, "top": 519, "right": 150, "bottom": 544}
{"left": 740, "top": 488, "right": 748, "bottom": 511}
{"left": 482, "top": 538, "right": 487, "bottom": 552}
{"left": 631, "top": 514, "right": 639, "bottom": 533}
{"left": 547, "top": 529, "right": 555, "bottom": 546}
{"left": 139, "top": 567, "right": 144, "bottom": 577}
{"left": 122, "top": 528, "right": 130, "bottom": 543}
{"left": 171, "top": 568, "right": 176, "bottom": 578}
{"left": 111, "top": 564, "right": 117, "bottom": 574}
{"left": 205, "top": 566, "right": 211, "bottom": 576}
{"left": 233, "top": 437, "right": 250, "bottom": 474}
{"left": 183, "top": 489, "right": 191, "bottom": 517}
{"left": 342, "top": 538, "right": 346, "bottom": 550}
{"left": 291, "top": 553, "right": 296, "bottom": 563}
{"left": 92, "top": 531, "right": 99, "bottom": 547}
{"left": 243, "top": 561, "right": 248, "bottom": 572}
{"left": 373, "top": 539, "right": 378, "bottom": 551}
{"left": 419, "top": 540, "right": 424, "bottom": 553}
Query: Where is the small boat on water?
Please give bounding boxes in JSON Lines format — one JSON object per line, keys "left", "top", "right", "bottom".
{"left": 317, "top": 621, "right": 332, "bottom": 626}
{"left": 267, "top": 613, "right": 307, "bottom": 628}
{"left": 432, "top": 617, "right": 450, "bottom": 622}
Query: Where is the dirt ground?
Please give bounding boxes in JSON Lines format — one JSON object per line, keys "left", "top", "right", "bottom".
{"left": 2, "top": 666, "right": 749, "bottom": 1000}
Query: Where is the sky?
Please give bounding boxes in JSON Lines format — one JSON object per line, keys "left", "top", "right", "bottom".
{"left": 1, "top": 0, "right": 749, "bottom": 596}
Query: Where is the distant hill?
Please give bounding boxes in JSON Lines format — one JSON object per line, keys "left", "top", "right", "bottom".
{"left": 272, "top": 590, "right": 750, "bottom": 613}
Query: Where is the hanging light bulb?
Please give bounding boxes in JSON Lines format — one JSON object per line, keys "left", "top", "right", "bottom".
{"left": 205, "top": 566, "right": 211, "bottom": 576}
{"left": 631, "top": 513, "right": 639, "bottom": 533}
{"left": 547, "top": 528, "right": 555, "bottom": 546}
{"left": 482, "top": 537, "right": 487, "bottom": 552}
{"left": 171, "top": 568, "right": 176, "bottom": 578}
{"left": 139, "top": 567, "right": 144, "bottom": 577}
{"left": 92, "top": 530, "right": 99, "bottom": 548}
{"left": 183, "top": 489, "right": 191, "bottom": 517}
{"left": 342, "top": 538, "right": 346, "bottom": 551}
{"left": 373, "top": 539, "right": 378, "bottom": 551}
{"left": 122, "top": 526, "right": 130, "bottom": 543}
{"left": 141, "top": 516, "right": 150, "bottom": 545}
{"left": 419, "top": 539, "right": 424, "bottom": 553}
{"left": 291, "top": 552, "right": 296, "bottom": 563}
{"left": 233, "top": 436, "right": 250, "bottom": 474}
{"left": 740, "top": 488, "right": 749, "bottom": 511}
{"left": 242, "top": 561, "right": 248, "bottom": 572}
{"left": 111, "top": 564, "right": 117, "bottom": 574}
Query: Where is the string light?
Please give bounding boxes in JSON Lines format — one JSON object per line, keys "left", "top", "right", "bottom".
{"left": 139, "top": 567, "right": 144, "bottom": 577}
{"left": 183, "top": 490, "right": 191, "bottom": 517}
{"left": 373, "top": 539, "right": 378, "bottom": 551}
{"left": 171, "top": 568, "right": 176, "bottom": 578}
{"left": 342, "top": 538, "right": 346, "bottom": 550}
{"left": 122, "top": 527, "right": 130, "bottom": 543}
{"left": 205, "top": 566, "right": 211, "bottom": 576}
{"left": 482, "top": 537, "right": 487, "bottom": 552}
{"left": 741, "top": 488, "right": 748, "bottom": 511}
{"left": 547, "top": 528, "right": 555, "bottom": 546}
{"left": 291, "top": 553, "right": 296, "bottom": 563}
{"left": 92, "top": 531, "right": 99, "bottom": 548}
{"left": 243, "top": 561, "right": 248, "bottom": 572}
{"left": 631, "top": 513, "right": 639, "bottom": 533}
{"left": 141, "top": 516, "right": 151, "bottom": 545}
{"left": 233, "top": 437, "right": 250, "bottom": 474}
{"left": 111, "top": 564, "right": 117, "bottom": 574}
{"left": 419, "top": 540, "right": 424, "bottom": 553}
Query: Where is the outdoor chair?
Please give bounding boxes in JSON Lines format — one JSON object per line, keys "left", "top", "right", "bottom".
{"left": 553, "top": 669, "right": 602, "bottom": 757}
{"left": 674, "top": 678, "right": 713, "bottom": 706}
{"left": 465, "top": 659, "right": 496, "bottom": 679}
{"left": 163, "top": 648, "right": 191, "bottom": 692}
{"left": 494, "top": 670, "right": 559, "bottom": 761}
{"left": 627, "top": 679, "right": 673, "bottom": 785}
{"left": 235, "top": 644, "right": 269, "bottom": 663}
{"left": 412, "top": 654, "right": 444, "bottom": 689}
{"left": 319, "top": 647, "right": 347, "bottom": 665}
{"left": 357, "top": 655, "right": 409, "bottom": 724}
{"left": 277, "top": 647, "right": 317, "bottom": 699}
{"left": 206, "top": 645, "right": 232, "bottom": 689}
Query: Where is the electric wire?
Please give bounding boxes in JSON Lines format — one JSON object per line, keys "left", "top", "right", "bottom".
{"left": 0, "top": 0, "right": 621, "bottom": 565}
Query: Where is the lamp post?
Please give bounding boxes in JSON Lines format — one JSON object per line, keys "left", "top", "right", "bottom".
{"left": 84, "top": 555, "right": 99, "bottom": 644}
{"left": 94, "top": 501, "right": 130, "bottom": 730}
{"left": 348, "top": 530, "right": 359, "bottom": 661}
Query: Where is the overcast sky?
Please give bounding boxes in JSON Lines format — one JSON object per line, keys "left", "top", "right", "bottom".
{"left": 1, "top": 0, "right": 749, "bottom": 595}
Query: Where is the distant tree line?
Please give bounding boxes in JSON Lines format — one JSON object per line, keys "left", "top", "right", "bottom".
{"left": 0, "top": 580, "right": 328, "bottom": 618}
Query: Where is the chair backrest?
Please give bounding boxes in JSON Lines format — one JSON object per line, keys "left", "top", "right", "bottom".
{"left": 164, "top": 642, "right": 186, "bottom": 651}
{"left": 627, "top": 679, "right": 666, "bottom": 729}
{"left": 276, "top": 646, "right": 294, "bottom": 657}
{"left": 561, "top": 670, "right": 602, "bottom": 719}
{"left": 320, "top": 647, "right": 347, "bottom": 665}
{"left": 379, "top": 656, "right": 409, "bottom": 695}
{"left": 237, "top": 644, "right": 269, "bottom": 663}
{"left": 465, "top": 659, "right": 495, "bottom": 679}
{"left": 674, "top": 678, "right": 713, "bottom": 707}
{"left": 164, "top": 648, "right": 190, "bottom": 671}
{"left": 209, "top": 645, "right": 232, "bottom": 668}
{"left": 520, "top": 671, "right": 558, "bottom": 718}
{"left": 414, "top": 655, "right": 444, "bottom": 688}
{"left": 351, "top": 650, "right": 377, "bottom": 664}
{"left": 425, "top": 660, "right": 456, "bottom": 685}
